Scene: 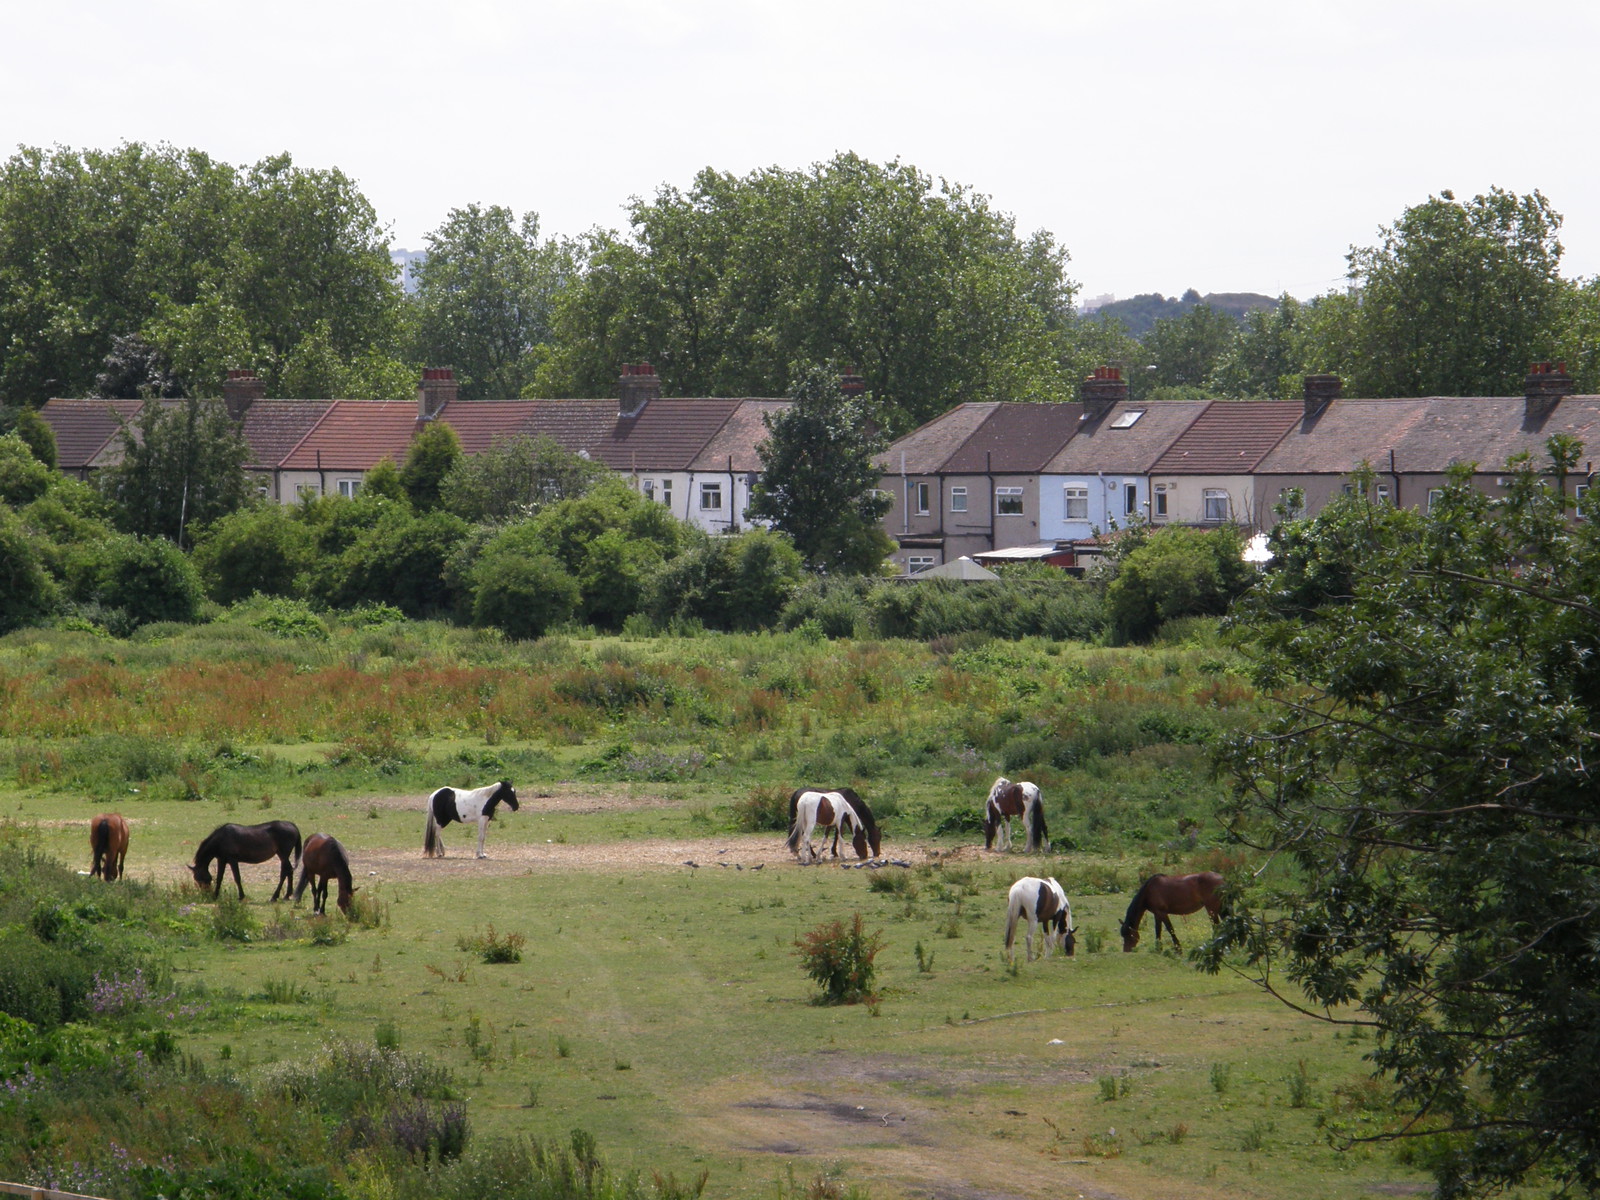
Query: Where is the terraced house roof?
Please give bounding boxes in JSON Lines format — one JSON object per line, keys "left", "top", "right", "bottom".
{"left": 1148, "top": 400, "right": 1303, "bottom": 474}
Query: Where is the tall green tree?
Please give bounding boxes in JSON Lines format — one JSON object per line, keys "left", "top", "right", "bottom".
{"left": 747, "top": 367, "right": 894, "bottom": 575}
{"left": 97, "top": 398, "right": 251, "bottom": 547}
{"left": 438, "top": 434, "right": 609, "bottom": 523}
{"left": 1143, "top": 303, "right": 1240, "bottom": 394}
{"left": 1345, "top": 188, "right": 1565, "bottom": 397}
{"left": 1208, "top": 445, "right": 1600, "bottom": 1197}
{"left": 410, "top": 205, "right": 573, "bottom": 400}
{"left": 399, "top": 421, "right": 463, "bottom": 512}
{"left": 535, "top": 154, "right": 1075, "bottom": 433}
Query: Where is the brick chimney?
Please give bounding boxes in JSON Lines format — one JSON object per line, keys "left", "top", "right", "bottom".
{"left": 1303, "top": 373, "right": 1342, "bottom": 417}
{"left": 839, "top": 367, "right": 866, "bottom": 398}
{"left": 618, "top": 362, "right": 661, "bottom": 418}
{"left": 222, "top": 368, "right": 265, "bottom": 419}
{"left": 1080, "top": 366, "right": 1128, "bottom": 422}
{"left": 417, "top": 367, "right": 458, "bottom": 420}
{"left": 1525, "top": 361, "right": 1574, "bottom": 418}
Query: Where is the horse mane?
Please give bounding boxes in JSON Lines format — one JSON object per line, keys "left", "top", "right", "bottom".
{"left": 836, "top": 787, "right": 879, "bottom": 855}
{"left": 1122, "top": 878, "right": 1152, "bottom": 930}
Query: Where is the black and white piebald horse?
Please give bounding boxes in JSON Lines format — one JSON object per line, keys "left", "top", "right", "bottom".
{"left": 1004, "top": 876, "right": 1076, "bottom": 963}
{"left": 423, "top": 780, "right": 519, "bottom": 859}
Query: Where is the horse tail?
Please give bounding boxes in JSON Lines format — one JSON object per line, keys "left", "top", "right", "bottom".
{"left": 90, "top": 818, "right": 110, "bottom": 869}
{"left": 1004, "top": 893, "right": 1021, "bottom": 957}
{"left": 785, "top": 815, "right": 804, "bottom": 856}
{"left": 424, "top": 809, "right": 439, "bottom": 856}
{"left": 982, "top": 803, "right": 997, "bottom": 850}
{"left": 291, "top": 826, "right": 303, "bottom": 866}
{"left": 1027, "top": 793, "right": 1048, "bottom": 853}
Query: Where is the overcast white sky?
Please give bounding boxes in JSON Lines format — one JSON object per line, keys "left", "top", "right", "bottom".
{"left": 5, "top": 0, "right": 1597, "bottom": 304}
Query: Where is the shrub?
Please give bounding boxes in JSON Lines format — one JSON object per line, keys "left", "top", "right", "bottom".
{"left": 732, "top": 785, "right": 792, "bottom": 832}
{"left": 82, "top": 533, "right": 203, "bottom": 627}
{"left": 191, "top": 502, "right": 314, "bottom": 603}
{"left": 795, "top": 913, "right": 883, "bottom": 1005}
{"left": 457, "top": 925, "right": 526, "bottom": 964}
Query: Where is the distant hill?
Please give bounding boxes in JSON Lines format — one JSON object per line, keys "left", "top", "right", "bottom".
{"left": 1085, "top": 289, "right": 1279, "bottom": 338}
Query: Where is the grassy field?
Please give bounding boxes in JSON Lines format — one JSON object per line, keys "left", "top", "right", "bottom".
{"left": 0, "top": 620, "right": 1432, "bottom": 1200}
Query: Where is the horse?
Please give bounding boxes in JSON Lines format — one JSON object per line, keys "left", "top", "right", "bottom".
{"left": 294, "top": 833, "right": 356, "bottom": 915}
{"left": 1120, "top": 871, "right": 1226, "bottom": 951}
{"left": 1004, "top": 876, "right": 1077, "bottom": 963}
{"left": 423, "top": 780, "right": 519, "bottom": 859}
{"left": 983, "top": 777, "right": 1049, "bottom": 853}
{"left": 788, "top": 787, "right": 881, "bottom": 859}
{"left": 787, "top": 789, "right": 871, "bottom": 863}
{"left": 190, "top": 820, "right": 302, "bottom": 902}
{"left": 89, "top": 813, "right": 129, "bottom": 881}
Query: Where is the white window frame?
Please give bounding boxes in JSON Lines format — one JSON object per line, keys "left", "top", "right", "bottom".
{"left": 642, "top": 478, "right": 655, "bottom": 500}
{"left": 660, "top": 479, "right": 673, "bottom": 509}
{"left": 1427, "top": 488, "right": 1444, "bottom": 512}
{"left": 699, "top": 481, "right": 723, "bottom": 511}
{"left": 1203, "top": 488, "right": 1230, "bottom": 522}
{"left": 1154, "top": 484, "right": 1168, "bottom": 518}
{"left": 1063, "top": 485, "right": 1088, "bottom": 520}
{"left": 337, "top": 478, "right": 362, "bottom": 498}
{"left": 911, "top": 481, "right": 931, "bottom": 516}
{"left": 906, "top": 555, "right": 936, "bottom": 574}
{"left": 1375, "top": 482, "right": 1392, "bottom": 505}
{"left": 1124, "top": 482, "right": 1139, "bottom": 516}
{"left": 1576, "top": 482, "right": 1590, "bottom": 519}
{"left": 949, "top": 486, "right": 968, "bottom": 513}
{"left": 996, "top": 486, "right": 1024, "bottom": 516}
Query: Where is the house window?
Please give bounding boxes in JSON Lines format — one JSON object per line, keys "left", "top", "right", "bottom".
{"left": 1154, "top": 485, "right": 1168, "bottom": 518}
{"left": 1277, "top": 488, "right": 1304, "bottom": 518}
{"left": 950, "top": 486, "right": 968, "bottom": 513}
{"left": 1576, "top": 482, "right": 1590, "bottom": 518}
{"left": 1375, "top": 483, "right": 1392, "bottom": 505}
{"left": 1124, "top": 483, "right": 1138, "bottom": 515}
{"left": 642, "top": 478, "right": 655, "bottom": 500}
{"left": 1063, "top": 486, "right": 1088, "bottom": 520}
{"left": 1427, "top": 488, "right": 1444, "bottom": 512}
{"left": 337, "top": 478, "right": 361, "bottom": 498}
{"left": 699, "top": 482, "right": 723, "bottom": 511}
{"left": 910, "top": 481, "right": 931, "bottom": 515}
{"left": 660, "top": 479, "right": 673, "bottom": 508}
{"left": 296, "top": 483, "right": 320, "bottom": 499}
{"left": 907, "top": 555, "right": 936, "bottom": 574}
{"left": 996, "top": 487, "right": 1024, "bottom": 515}
{"left": 1203, "top": 488, "right": 1230, "bottom": 522}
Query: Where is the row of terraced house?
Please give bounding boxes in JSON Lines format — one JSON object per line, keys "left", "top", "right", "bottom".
{"left": 37, "top": 361, "right": 1600, "bottom": 573}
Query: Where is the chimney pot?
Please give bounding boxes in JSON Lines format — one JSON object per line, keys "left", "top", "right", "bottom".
{"left": 618, "top": 361, "right": 661, "bottom": 417}
{"left": 1080, "top": 365, "right": 1129, "bottom": 421}
{"left": 222, "top": 367, "right": 265, "bottom": 418}
{"left": 1525, "top": 362, "right": 1574, "bottom": 417}
{"left": 417, "top": 366, "right": 458, "bottom": 419}
{"left": 1302, "top": 373, "right": 1342, "bottom": 417}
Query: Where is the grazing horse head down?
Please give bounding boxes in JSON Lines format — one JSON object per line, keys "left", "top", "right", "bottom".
{"left": 295, "top": 833, "right": 356, "bottom": 915}
{"left": 983, "top": 778, "right": 1049, "bottom": 853}
{"left": 189, "top": 820, "right": 303, "bottom": 902}
{"left": 89, "top": 813, "right": 129, "bottom": 881}
{"left": 1120, "top": 871, "right": 1225, "bottom": 951}
{"left": 423, "top": 780, "right": 518, "bottom": 859}
{"left": 788, "top": 787, "right": 881, "bottom": 860}
{"left": 1004, "top": 876, "right": 1077, "bottom": 963}
{"left": 787, "top": 788, "right": 873, "bottom": 863}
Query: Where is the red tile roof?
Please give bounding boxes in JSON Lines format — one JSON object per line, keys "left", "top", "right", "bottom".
{"left": 278, "top": 402, "right": 418, "bottom": 470}
{"left": 1148, "top": 400, "right": 1303, "bottom": 474}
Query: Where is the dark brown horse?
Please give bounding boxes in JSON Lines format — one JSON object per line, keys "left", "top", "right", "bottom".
{"left": 190, "top": 820, "right": 302, "bottom": 901}
{"left": 788, "top": 787, "right": 881, "bottom": 859}
{"left": 1121, "top": 871, "right": 1225, "bottom": 951}
{"left": 294, "top": 833, "right": 356, "bottom": 915}
{"left": 89, "top": 813, "right": 129, "bottom": 881}
{"left": 983, "top": 777, "right": 1049, "bottom": 853}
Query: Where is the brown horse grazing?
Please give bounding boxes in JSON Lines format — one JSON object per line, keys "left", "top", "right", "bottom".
{"left": 1120, "top": 871, "right": 1225, "bottom": 951}
{"left": 89, "top": 813, "right": 129, "bottom": 881}
{"left": 788, "top": 787, "right": 881, "bottom": 859}
{"left": 190, "top": 820, "right": 302, "bottom": 901}
{"left": 983, "top": 777, "right": 1049, "bottom": 853}
{"left": 294, "top": 833, "right": 356, "bottom": 915}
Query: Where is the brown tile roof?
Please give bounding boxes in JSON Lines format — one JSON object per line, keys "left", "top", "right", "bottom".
{"left": 1042, "top": 400, "right": 1211, "bottom": 474}
{"left": 1255, "top": 398, "right": 1434, "bottom": 474}
{"left": 877, "top": 404, "right": 1002, "bottom": 473}
{"left": 587, "top": 397, "right": 743, "bottom": 471}
{"left": 691, "top": 400, "right": 789, "bottom": 472}
{"left": 436, "top": 400, "right": 546, "bottom": 455}
{"left": 237, "top": 400, "right": 336, "bottom": 470}
{"left": 278, "top": 402, "right": 419, "bottom": 470}
{"left": 38, "top": 398, "right": 143, "bottom": 470}
{"left": 941, "top": 403, "right": 1084, "bottom": 473}
{"left": 1148, "top": 400, "right": 1303, "bottom": 474}
{"left": 1391, "top": 396, "right": 1600, "bottom": 472}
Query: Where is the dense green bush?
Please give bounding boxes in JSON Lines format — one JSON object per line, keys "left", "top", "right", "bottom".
{"left": 78, "top": 532, "right": 204, "bottom": 629}
{"left": 1105, "top": 525, "right": 1253, "bottom": 643}
{"left": 192, "top": 501, "right": 315, "bottom": 603}
{"left": 795, "top": 913, "right": 883, "bottom": 1005}
{"left": 0, "top": 505, "right": 57, "bottom": 632}
{"left": 470, "top": 524, "right": 581, "bottom": 639}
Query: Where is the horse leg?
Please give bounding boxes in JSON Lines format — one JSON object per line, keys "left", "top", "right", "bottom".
{"left": 475, "top": 817, "right": 489, "bottom": 859}
{"left": 228, "top": 861, "right": 245, "bottom": 901}
{"left": 1159, "top": 913, "right": 1180, "bottom": 949}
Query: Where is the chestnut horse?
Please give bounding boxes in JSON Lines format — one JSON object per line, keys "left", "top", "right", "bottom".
{"left": 1120, "top": 871, "right": 1225, "bottom": 951}
{"left": 191, "top": 820, "right": 302, "bottom": 901}
{"left": 89, "top": 813, "right": 129, "bottom": 881}
{"left": 787, "top": 789, "right": 871, "bottom": 863}
{"left": 787, "top": 787, "right": 881, "bottom": 859}
{"left": 983, "top": 777, "right": 1049, "bottom": 853}
{"left": 294, "top": 833, "right": 356, "bottom": 915}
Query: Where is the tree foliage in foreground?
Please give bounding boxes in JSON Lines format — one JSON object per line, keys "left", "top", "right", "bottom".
{"left": 97, "top": 398, "right": 252, "bottom": 548}
{"left": 1208, "top": 446, "right": 1600, "bottom": 1197}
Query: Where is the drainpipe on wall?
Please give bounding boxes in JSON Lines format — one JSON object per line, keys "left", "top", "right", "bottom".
{"left": 1389, "top": 448, "right": 1400, "bottom": 510}
{"left": 986, "top": 450, "right": 995, "bottom": 551}
{"left": 317, "top": 448, "right": 324, "bottom": 497}
{"left": 900, "top": 451, "right": 908, "bottom": 535}
{"left": 727, "top": 455, "right": 736, "bottom": 532}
